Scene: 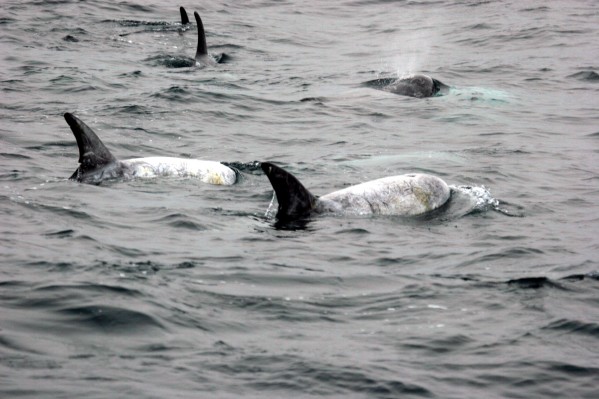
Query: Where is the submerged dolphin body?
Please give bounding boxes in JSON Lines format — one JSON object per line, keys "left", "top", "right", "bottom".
{"left": 364, "top": 74, "right": 449, "bottom": 98}
{"left": 261, "top": 162, "right": 450, "bottom": 220}
{"left": 64, "top": 113, "right": 236, "bottom": 185}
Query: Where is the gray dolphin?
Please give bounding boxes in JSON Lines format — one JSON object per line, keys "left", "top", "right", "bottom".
{"left": 64, "top": 113, "right": 236, "bottom": 185}
{"left": 261, "top": 162, "right": 450, "bottom": 220}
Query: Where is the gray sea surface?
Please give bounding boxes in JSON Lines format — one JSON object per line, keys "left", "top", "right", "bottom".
{"left": 1, "top": 0, "right": 598, "bottom": 398}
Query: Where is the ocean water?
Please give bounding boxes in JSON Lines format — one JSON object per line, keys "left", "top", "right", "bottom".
{"left": 1, "top": 0, "right": 598, "bottom": 398}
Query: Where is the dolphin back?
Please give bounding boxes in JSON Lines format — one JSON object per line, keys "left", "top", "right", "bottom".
{"left": 364, "top": 74, "right": 448, "bottom": 98}
{"left": 321, "top": 173, "right": 451, "bottom": 216}
{"left": 64, "top": 113, "right": 117, "bottom": 181}
{"left": 261, "top": 162, "right": 318, "bottom": 220}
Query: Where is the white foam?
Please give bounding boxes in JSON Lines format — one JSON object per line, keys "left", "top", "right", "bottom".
{"left": 265, "top": 192, "right": 277, "bottom": 218}
{"left": 451, "top": 184, "right": 499, "bottom": 212}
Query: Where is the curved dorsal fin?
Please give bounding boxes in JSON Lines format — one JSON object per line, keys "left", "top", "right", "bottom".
{"left": 180, "top": 7, "right": 189, "bottom": 25}
{"left": 432, "top": 78, "right": 449, "bottom": 96}
{"left": 194, "top": 11, "right": 208, "bottom": 59}
{"left": 64, "top": 113, "right": 116, "bottom": 177}
{"left": 261, "top": 162, "right": 317, "bottom": 220}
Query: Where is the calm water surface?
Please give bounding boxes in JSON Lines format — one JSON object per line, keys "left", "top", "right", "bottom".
{"left": 1, "top": 1, "right": 598, "bottom": 398}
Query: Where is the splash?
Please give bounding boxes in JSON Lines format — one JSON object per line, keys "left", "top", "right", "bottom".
{"left": 448, "top": 184, "right": 501, "bottom": 217}
{"left": 265, "top": 192, "right": 277, "bottom": 218}
{"left": 453, "top": 185, "right": 498, "bottom": 210}
{"left": 448, "top": 87, "right": 513, "bottom": 103}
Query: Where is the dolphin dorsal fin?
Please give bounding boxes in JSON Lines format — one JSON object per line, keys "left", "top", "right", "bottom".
{"left": 180, "top": 7, "right": 189, "bottom": 25}
{"left": 64, "top": 113, "right": 116, "bottom": 176}
{"left": 432, "top": 78, "right": 449, "bottom": 95}
{"left": 261, "top": 162, "right": 318, "bottom": 220}
{"left": 194, "top": 11, "right": 208, "bottom": 59}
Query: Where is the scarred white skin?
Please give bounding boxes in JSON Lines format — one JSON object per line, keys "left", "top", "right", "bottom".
{"left": 78, "top": 157, "right": 236, "bottom": 185}
{"left": 315, "top": 173, "right": 450, "bottom": 216}
{"left": 120, "top": 157, "right": 236, "bottom": 185}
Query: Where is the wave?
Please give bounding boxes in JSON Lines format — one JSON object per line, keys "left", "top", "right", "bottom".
{"left": 542, "top": 319, "right": 599, "bottom": 337}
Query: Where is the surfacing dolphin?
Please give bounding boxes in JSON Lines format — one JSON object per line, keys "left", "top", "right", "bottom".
{"left": 363, "top": 74, "right": 449, "bottom": 98}
{"left": 261, "top": 162, "right": 450, "bottom": 221}
{"left": 64, "top": 113, "right": 236, "bottom": 185}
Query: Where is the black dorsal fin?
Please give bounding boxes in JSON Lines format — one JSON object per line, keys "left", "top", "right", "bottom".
{"left": 64, "top": 113, "right": 116, "bottom": 179}
{"left": 180, "top": 7, "right": 189, "bottom": 25}
{"left": 194, "top": 11, "right": 208, "bottom": 59}
{"left": 261, "top": 162, "right": 318, "bottom": 220}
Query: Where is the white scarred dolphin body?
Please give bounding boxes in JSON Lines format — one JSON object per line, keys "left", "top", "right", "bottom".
{"left": 64, "top": 113, "right": 236, "bottom": 185}
{"left": 261, "top": 162, "right": 450, "bottom": 220}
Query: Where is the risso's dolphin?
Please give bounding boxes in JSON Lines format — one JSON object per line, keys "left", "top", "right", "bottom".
{"left": 64, "top": 113, "right": 236, "bottom": 185}
{"left": 261, "top": 162, "right": 450, "bottom": 220}
{"left": 364, "top": 74, "right": 449, "bottom": 98}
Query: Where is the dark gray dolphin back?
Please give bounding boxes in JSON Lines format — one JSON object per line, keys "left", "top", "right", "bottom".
{"left": 388, "top": 75, "right": 435, "bottom": 98}
{"left": 261, "top": 162, "right": 318, "bottom": 220}
{"left": 180, "top": 7, "right": 189, "bottom": 25}
{"left": 194, "top": 11, "right": 208, "bottom": 59}
{"left": 364, "top": 74, "right": 448, "bottom": 98}
{"left": 64, "top": 113, "right": 116, "bottom": 179}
